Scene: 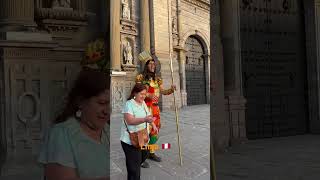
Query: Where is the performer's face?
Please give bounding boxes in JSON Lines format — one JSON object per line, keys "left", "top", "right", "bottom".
{"left": 134, "top": 89, "right": 147, "bottom": 103}
{"left": 147, "top": 60, "right": 156, "bottom": 73}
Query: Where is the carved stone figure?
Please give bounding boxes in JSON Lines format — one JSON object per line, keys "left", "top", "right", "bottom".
{"left": 123, "top": 41, "right": 133, "bottom": 65}
{"left": 51, "top": 0, "right": 60, "bottom": 8}
{"left": 60, "top": 0, "right": 71, "bottom": 8}
{"left": 172, "top": 16, "right": 177, "bottom": 33}
{"left": 52, "top": 0, "right": 71, "bottom": 8}
{"left": 122, "top": 0, "right": 131, "bottom": 20}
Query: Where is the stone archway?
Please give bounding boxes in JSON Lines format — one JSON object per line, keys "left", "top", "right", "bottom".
{"left": 185, "top": 35, "right": 207, "bottom": 105}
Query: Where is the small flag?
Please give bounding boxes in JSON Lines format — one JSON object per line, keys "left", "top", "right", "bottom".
{"left": 162, "top": 143, "right": 171, "bottom": 149}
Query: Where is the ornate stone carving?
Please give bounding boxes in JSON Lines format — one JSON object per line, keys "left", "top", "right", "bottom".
{"left": 184, "top": 0, "right": 210, "bottom": 11}
{"left": 35, "top": 8, "right": 88, "bottom": 34}
{"left": 52, "top": 0, "right": 71, "bottom": 9}
{"left": 122, "top": 0, "right": 131, "bottom": 20}
{"left": 172, "top": 16, "right": 178, "bottom": 33}
{"left": 120, "top": 19, "right": 138, "bottom": 36}
{"left": 172, "top": 15, "right": 179, "bottom": 46}
{"left": 121, "top": 64, "right": 137, "bottom": 72}
{"left": 35, "top": 8, "right": 88, "bottom": 21}
{"left": 17, "top": 92, "right": 40, "bottom": 124}
{"left": 111, "top": 81, "right": 125, "bottom": 111}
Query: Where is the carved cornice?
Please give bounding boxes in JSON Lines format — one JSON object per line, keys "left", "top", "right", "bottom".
{"left": 120, "top": 19, "right": 138, "bottom": 36}
{"left": 183, "top": 0, "right": 210, "bottom": 11}
{"left": 0, "top": 48, "right": 51, "bottom": 59}
{"left": 35, "top": 8, "right": 89, "bottom": 33}
{"left": 35, "top": 8, "right": 88, "bottom": 21}
{"left": 121, "top": 64, "right": 137, "bottom": 72}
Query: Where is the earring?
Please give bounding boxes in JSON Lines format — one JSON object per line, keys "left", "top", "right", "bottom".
{"left": 133, "top": 96, "right": 136, "bottom": 99}
{"left": 76, "top": 109, "right": 82, "bottom": 118}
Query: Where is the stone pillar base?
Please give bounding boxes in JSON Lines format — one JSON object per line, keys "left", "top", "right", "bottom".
{"left": 0, "top": 31, "right": 52, "bottom": 41}
{"left": 181, "top": 90, "right": 187, "bottom": 107}
{"left": 225, "top": 95, "right": 247, "bottom": 145}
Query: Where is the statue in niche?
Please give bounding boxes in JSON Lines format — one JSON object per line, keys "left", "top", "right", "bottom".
{"left": 51, "top": 0, "right": 71, "bottom": 8}
{"left": 51, "top": 0, "right": 60, "bottom": 8}
{"left": 122, "top": 0, "right": 131, "bottom": 20}
{"left": 123, "top": 41, "right": 133, "bottom": 65}
{"left": 60, "top": 0, "right": 71, "bottom": 8}
{"left": 172, "top": 16, "right": 177, "bottom": 33}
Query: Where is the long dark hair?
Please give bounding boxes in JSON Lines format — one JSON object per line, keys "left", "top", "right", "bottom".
{"left": 55, "top": 69, "right": 109, "bottom": 124}
{"left": 127, "top": 83, "right": 147, "bottom": 100}
{"left": 143, "top": 59, "right": 156, "bottom": 80}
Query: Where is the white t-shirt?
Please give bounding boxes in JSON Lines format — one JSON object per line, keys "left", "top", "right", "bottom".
{"left": 120, "top": 99, "right": 151, "bottom": 145}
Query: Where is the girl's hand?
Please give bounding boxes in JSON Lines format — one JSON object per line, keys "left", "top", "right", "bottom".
{"left": 152, "top": 123, "right": 158, "bottom": 134}
{"left": 144, "top": 115, "right": 154, "bottom": 123}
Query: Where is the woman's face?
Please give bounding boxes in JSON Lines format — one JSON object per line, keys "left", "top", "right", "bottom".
{"left": 81, "top": 89, "right": 110, "bottom": 130}
{"left": 147, "top": 60, "right": 156, "bottom": 73}
{"left": 134, "top": 89, "right": 147, "bottom": 103}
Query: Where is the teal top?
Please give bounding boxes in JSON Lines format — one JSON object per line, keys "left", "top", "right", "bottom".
{"left": 38, "top": 117, "right": 110, "bottom": 178}
{"left": 120, "top": 99, "right": 151, "bottom": 145}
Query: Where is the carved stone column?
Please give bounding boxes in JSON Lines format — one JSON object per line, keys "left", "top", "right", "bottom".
{"left": 305, "top": 0, "right": 320, "bottom": 133}
{"left": 140, "top": 0, "right": 151, "bottom": 52}
{"left": 0, "top": 0, "right": 36, "bottom": 31}
{"left": 110, "top": 0, "right": 121, "bottom": 71}
{"left": 211, "top": 0, "right": 230, "bottom": 152}
{"left": 220, "top": 0, "right": 247, "bottom": 144}
{"left": 177, "top": 0, "right": 183, "bottom": 45}
{"left": 177, "top": 47, "right": 187, "bottom": 106}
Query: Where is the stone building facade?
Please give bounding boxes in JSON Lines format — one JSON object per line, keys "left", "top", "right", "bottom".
{"left": 212, "top": 0, "right": 320, "bottom": 152}
{"left": 109, "top": 0, "right": 210, "bottom": 113}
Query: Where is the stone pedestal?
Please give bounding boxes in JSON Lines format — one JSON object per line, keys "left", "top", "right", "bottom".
{"left": 181, "top": 90, "right": 187, "bottom": 107}
{"left": 111, "top": 71, "right": 127, "bottom": 113}
{"left": 225, "top": 95, "right": 247, "bottom": 144}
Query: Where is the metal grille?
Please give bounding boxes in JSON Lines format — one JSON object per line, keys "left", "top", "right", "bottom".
{"left": 185, "top": 36, "right": 206, "bottom": 105}
{"left": 241, "top": 0, "right": 308, "bottom": 139}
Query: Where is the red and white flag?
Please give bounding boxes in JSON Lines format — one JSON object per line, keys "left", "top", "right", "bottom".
{"left": 162, "top": 143, "right": 171, "bottom": 149}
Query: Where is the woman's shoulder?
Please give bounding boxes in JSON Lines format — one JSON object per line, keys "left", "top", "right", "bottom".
{"left": 50, "top": 117, "right": 80, "bottom": 136}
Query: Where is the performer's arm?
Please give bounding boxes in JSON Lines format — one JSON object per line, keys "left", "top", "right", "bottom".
{"left": 160, "top": 84, "right": 175, "bottom": 95}
{"left": 157, "top": 77, "right": 175, "bottom": 95}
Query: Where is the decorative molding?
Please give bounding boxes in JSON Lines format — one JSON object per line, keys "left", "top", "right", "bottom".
{"left": 35, "top": 8, "right": 88, "bottom": 21}
{"left": 1, "top": 48, "right": 50, "bottom": 59}
{"left": 38, "top": 19, "right": 88, "bottom": 33}
{"left": 0, "top": 40, "right": 58, "bottom": 48}
{"left": 183, "top": 0, "right": 210, "bottom": 11}
{"left": 35, "top": 8, "right": 88, "bottom": 33}
{"left": 121, "top": 64, "right": 137, "bottom": 72}
{"left": 17, "top": 92, "right": 40, "bottom": 124}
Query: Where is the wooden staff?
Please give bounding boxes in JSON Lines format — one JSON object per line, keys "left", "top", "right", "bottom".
{"left": 169, "top": 59, "right": 183, "bottom": 166}
{"left": 166, "top": 0, "right": 183, "bottom": 166}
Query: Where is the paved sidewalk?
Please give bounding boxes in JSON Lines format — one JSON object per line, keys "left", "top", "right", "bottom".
{"left": 215, "top": 135, "right": 320, "bottom": 180}
{"left": 110, "top": 105, "right": 210, "bottom": 180}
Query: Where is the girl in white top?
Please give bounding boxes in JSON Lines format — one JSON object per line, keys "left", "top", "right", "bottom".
{"left": 120, "top": 83, "right": 158, "bottom": 180}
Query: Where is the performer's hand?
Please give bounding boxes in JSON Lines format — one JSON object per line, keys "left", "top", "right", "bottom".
{"left": 152, "top": 123, "right": 159, "bottom": 134}
{"left": 171, "top": 85, "right": 176, "bottom": 91}
{"left": 144, "top": 115, "right": 154, "bottom": 123}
